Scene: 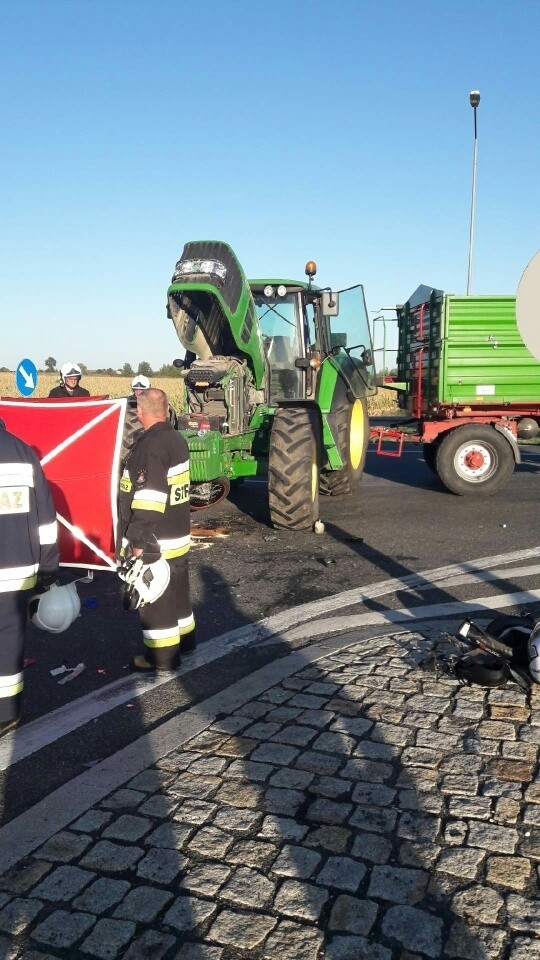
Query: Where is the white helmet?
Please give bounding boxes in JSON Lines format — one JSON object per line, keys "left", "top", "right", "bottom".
{"left": 117, "top": 556, "right": 170, "bottom": 610}
{"left": 30, "top": 582, "right": 81, "bottom": 633}
{"left": 528, "top": 623, "right": 540, "bottom": 682}
{"left": 61, "top": 362, "right": 82, "bottom": 380}
{"left": 131, "top": 375, "right": 150, "bottom": 391}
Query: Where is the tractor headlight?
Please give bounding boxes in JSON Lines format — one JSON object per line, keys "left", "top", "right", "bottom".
{"left": 172, "top": 258, "right": 227, "bottom": 283}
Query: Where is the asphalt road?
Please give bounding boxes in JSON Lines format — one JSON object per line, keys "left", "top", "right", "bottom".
{"left": 21, "top": 441, "right": 540, "bottom": 723}
{"left": 2, "top": 439, "right": 540, "bottom": 824}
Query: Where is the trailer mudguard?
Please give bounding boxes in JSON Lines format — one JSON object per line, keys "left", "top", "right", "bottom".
{"left": 493, "top": 422, "right": 521, "bottom": 463}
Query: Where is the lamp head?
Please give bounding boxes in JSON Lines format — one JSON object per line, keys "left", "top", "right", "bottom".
{"left": 469, "top": 90, "right": 481, "bottom": 108}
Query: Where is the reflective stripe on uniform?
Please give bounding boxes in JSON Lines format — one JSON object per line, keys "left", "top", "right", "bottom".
{"left": 178, "top": 613, "right": 195, "bottom": 635}
{"left": 39, "top": 520, "right": 58, "bottom": 545}
{"left": 120, "top": 472, "right": 132, "bottom": 493}
{"left": 0, "top": 463, "right": 34, "bottom": 486}
{"left": 158, "top": 534, "right": 191, "bottom": 560}
{"left": 142, "top": 626, "right": 180, "bottom": 648}
{"left": 167, "top": 460, "right": 189, "bottom": 480}
{"left": 131, "top": 488, "right": 167, "bottom": 513}
{"left": 0, "top": 563, "right": 39, "bottom": 593}
{"left": 0, "top": 672, "right": 24, "bottom": 698}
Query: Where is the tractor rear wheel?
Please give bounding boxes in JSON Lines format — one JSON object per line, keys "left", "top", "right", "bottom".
{"left": 320, "top": 397, "right": 368, "bottom": 496}
{"left": 435, "top": 424, "right": 515, "bottom": 496}
{"left": 268, "top": 407, "right": 321, "bottom": 529}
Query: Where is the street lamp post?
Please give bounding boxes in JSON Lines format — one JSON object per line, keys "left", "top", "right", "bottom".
{"left": 466, "top": 90, "right": 481, "bottom": 295}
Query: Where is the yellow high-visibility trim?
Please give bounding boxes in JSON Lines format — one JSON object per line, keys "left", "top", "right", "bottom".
{"left": 158, "top": 534, "right": 190, "bottom": 551}
{"left": 161, "top": 545, "right": 190, "bottom": 560}
{"left": 0, "top": 681, "right": 24, "bottom": 698}
{"left": 143, "top": 634, "right": 180, "bottom": 649}
{"left": 133, "top": 488, "right": 167, "bottom": 503}
{"left": 167, "top": 460, "right": 189, "bottom": 478}
{"left": 131, "top": 500, "right": 166, "bottom": 513}
{"left": 0, "top": 575, "right": 37, "bottom": 593}
{"left": 179, "top": 617, "right": 195, "bottom": 636}
{"left": 167, "top": 470, "right": 189, "bottom": 486}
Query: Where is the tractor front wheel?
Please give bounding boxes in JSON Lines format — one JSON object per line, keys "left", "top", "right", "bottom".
{"left": 320, "top": 397, "right": 368, "bottom": 496}
{"left": 120, "top": 404, "right": 143, "bottom": 465}
{"left": 268, "top": 407, "right": 321, "bottom": 530}
{"left": 435, "top": 425, "right": 515, "bottom": 496}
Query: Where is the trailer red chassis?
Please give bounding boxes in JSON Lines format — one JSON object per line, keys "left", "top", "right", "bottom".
{"left": 369, "top": 403, "right": 540, "bottom": 496}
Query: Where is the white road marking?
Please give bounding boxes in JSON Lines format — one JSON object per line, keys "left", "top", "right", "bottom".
{"left": 429, "top": 563, "right": 540, "bottom": 591}
{"left": 1, "top": 546, "right": 539, "bottom": 771}
{"left": 280, "top": 589, "right": 540, "bottom": 643}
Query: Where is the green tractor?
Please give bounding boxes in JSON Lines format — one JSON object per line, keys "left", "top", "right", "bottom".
{"left": 167, "top": 241, "right": 377, "bottom": 530}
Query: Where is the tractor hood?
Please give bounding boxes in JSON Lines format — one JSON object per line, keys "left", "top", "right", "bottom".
{"left": 167, "top": 241, "right": 266, "bottom": 389}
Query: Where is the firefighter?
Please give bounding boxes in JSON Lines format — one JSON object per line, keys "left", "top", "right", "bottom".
{"left": 48, "top": 362, "right": 90, "bottom": 398}
{"left": 0, "top": 419, "right": 59, "bottom": 736}
{"left": 117, "top": 388, "right": 195, "bottom": 671}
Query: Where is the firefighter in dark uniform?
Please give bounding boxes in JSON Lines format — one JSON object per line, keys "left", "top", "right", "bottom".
{"left": 0, "top": 419, "right": 59, "bottom": 736}
{"left": 117, "top": 388, "right": 195, "bottom": 671}
{"left": 48, "top": 362, "right": 90, "bottom": 398}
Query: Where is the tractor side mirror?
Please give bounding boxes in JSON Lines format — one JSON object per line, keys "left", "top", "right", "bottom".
{"left": 173, "top": 358, "right": 184, "bottom": 368}
{"left": 321, "top": 291, "right": 339, "bottom": 316}
{"left": 361, "top": 348, "right": 373, "bottom": 366}
{"left": 295, "top": 358, "right": 310, "bottom": 369}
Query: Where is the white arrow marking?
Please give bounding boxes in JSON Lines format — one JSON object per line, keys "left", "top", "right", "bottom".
{"left": 18, "top": 364, "right": 35, "bottom": 389}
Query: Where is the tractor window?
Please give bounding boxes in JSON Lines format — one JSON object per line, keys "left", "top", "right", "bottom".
{"left": 327, "top": 285, "right": 376, "bottom": 388}
{"left": 254, "top": 293, "right": 302, "bottom": 403}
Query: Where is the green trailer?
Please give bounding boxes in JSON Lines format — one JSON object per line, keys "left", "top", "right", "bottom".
{"left": 373, "top": 286, "right": 540, "bottom": 496}
{"left": 166, "top": 241, "right": 377, "bottom": 529}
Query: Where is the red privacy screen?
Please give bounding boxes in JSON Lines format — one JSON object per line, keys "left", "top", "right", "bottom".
{"left": 0, "top": 397, "right": 127, "bottom": 570}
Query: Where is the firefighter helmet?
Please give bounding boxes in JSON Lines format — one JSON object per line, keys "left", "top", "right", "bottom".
{"left": 118, "top": 556, "right": 170, "bottom": 610}
{"left": 61, "top": 362, "right": 82, "bottom": 380}
{"left": 29, "top": 582, "right": 81, "bottom": 633}
{"left": 131, "top": 375, "right": 150, "bottom": 391}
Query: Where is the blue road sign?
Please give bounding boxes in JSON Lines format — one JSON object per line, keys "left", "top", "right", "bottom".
{"left": 16, "top": 359, "right": 38, "bottom": 397}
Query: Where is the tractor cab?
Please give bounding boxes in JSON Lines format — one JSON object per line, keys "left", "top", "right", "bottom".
{"left": 250, "top": 281, "right": 306, "bottom": 404}
{"left": 250, "top": 265, "right": 376, "bottom": 406}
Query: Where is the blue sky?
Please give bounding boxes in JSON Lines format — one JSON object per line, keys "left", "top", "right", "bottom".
{"left": 1, "top": 0, "right": 539, "bottom": 372}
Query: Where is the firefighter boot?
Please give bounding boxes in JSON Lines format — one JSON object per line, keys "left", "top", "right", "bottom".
{"left": 181, "top": 631, "right": 197, "bottom": 654}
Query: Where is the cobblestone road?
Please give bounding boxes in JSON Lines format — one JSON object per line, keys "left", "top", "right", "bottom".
{"left": 1, "top": 629, "right": 539, "bottom": 959}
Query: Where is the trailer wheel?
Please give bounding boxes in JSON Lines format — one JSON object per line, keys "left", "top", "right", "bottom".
{"left": 268, "top": 407, "right": 320, "bottom": 529}
{"left": 320, "top": 397, "right": 368, "bottom": 496}
{"left": 435, "top": 425, "right": 515, "bottom": 496}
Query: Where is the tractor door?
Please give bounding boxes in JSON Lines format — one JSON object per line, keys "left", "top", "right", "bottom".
{"left": 319, "top": 285, "right": 377, "bottom": 398}
{"left": 253, "top": 290, "right": 305, "bottom": 404}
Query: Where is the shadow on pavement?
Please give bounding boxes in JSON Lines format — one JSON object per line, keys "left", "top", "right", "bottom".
{"left": 0, "top": 559, "right": 530, "bottom": 958}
